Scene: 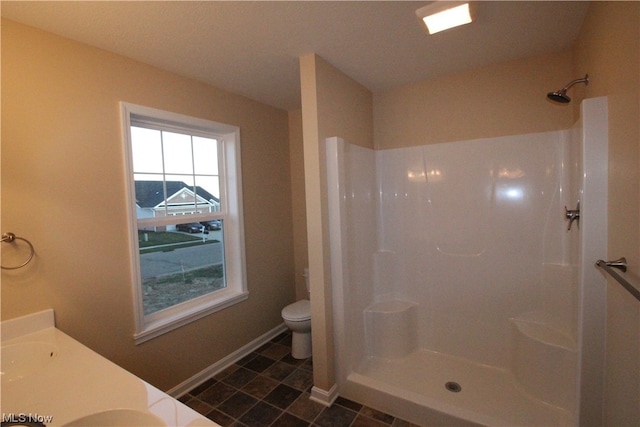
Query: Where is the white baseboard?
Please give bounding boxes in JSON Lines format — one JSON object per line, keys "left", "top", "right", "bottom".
{"left": 310, "top": 383, "right": 339, "bottom": 407}
{"left": 167, "top": 322, "right": 288, "bottom": 398}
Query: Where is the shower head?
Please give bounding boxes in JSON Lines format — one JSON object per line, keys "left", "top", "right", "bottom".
{"left": 547, "top": 74, "right": 589, "bottom": 103}
{"left": 547, "top": 89, "right": 571, "bottom": 103}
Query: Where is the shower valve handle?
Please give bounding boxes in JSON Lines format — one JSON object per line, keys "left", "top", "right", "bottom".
{"left": 564, "top": 202, "right": 580, "bottom": 231}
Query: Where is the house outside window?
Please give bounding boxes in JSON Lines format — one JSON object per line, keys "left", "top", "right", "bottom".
{"left": 121, "top": 103, "right": 247, "bottom": 343}
{"left": 135, "top": 180, "right": 220, "bottom": 224}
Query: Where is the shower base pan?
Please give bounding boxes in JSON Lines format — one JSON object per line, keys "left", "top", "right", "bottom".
{"left": 342, "top": 349, "right": 573, "bottom": 427}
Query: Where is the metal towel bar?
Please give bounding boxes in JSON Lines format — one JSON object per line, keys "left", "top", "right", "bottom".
{"left": 596, "top": 257, "right": 640, "bottom": 302}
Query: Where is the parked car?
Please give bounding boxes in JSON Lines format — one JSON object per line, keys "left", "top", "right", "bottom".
{"left": 201, "top": 220, "right": 222, "bottom": 231}
{"left": 176, "top": 222, "right": 204, "bottom": 233}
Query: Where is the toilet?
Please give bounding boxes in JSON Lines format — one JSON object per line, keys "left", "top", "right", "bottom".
{"left": 281, "top": 269, "right": 311, "bottom": 359}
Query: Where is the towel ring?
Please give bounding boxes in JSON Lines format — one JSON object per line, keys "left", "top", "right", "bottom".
{"left": 1, "top": 232, "right": 35, "bottom": 270}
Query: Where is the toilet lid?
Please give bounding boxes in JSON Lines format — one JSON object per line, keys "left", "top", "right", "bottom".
{"left": 282, "top": 299, "right": 310, "bottom": 321}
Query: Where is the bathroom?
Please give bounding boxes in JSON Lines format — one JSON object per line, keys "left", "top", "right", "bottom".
{"left": 2, "top": 2, "right": 638, "bottom": 426}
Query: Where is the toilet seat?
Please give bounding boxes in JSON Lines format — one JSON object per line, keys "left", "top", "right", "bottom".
{"left": 281, "top": 299, "right": 310, "bottom": 322}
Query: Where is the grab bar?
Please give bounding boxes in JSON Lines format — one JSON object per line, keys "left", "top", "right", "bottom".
{"left": 596, "top": 257, "right": 640, "bottom": 302}
{"left": 1, "top": 232, "right": 35, "bottom": 270}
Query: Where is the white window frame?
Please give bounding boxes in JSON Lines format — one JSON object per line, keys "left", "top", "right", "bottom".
{"left": 121, "top": 102, "right": 248, "bottom": 343}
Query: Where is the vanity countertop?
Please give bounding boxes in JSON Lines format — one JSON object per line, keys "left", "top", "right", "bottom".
{"left": 1, "top": 309, "right": 219, "bottom": 427}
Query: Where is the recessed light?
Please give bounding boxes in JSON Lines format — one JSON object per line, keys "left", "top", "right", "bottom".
{"left": 416, "top": 2, "right": 473, "bottom": 35}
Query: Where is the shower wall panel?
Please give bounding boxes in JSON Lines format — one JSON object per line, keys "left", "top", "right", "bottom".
{"left": 336, "top": 140, "right": 378, "bottom": 373}
{"left": 375, "top": 131, "right": 572, "bottom": 368}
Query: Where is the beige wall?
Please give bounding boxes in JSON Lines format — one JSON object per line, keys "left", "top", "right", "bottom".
{"left": 1, "top": 19, "right": 296, "bottom": 391}
{"left": 374, "top": 50, "right": 575, "bottom": 149}
{"left": 299, "top": 53, "right": 373, "bottom": 394}
{"left": 573, "top": 2, "right": 640, "bottom": 426}
{"left": 288, "top": 109, "right": 309, "bottom": 300}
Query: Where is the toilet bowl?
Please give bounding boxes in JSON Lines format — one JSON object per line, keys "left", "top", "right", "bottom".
{"left": 281, "top": 268, "right": 311, "bottom": 359}
{"left": 281, "top": 299, "right": 311, "bottom": 359}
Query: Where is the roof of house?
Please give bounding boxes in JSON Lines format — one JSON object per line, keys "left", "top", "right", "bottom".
{"left": 135, "top": 181, "right": 219, "bottom": 208}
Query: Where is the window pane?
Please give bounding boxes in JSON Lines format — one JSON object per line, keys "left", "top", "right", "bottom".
{"left": 138, "top": 223, "right": 226, "bottom": 315}
{"left": 163, "top": 175, "right": 197, "bottom": 216}
{"left": 193, "top": 137, "right": 218, "bottom": 175}
{"left": 163, "top": 131, "right": 193, "bottom": 174}
{"left": 195, "top": 176, "right": 221, "bottom": 212}
{"left": 134, "top": 175, "right": 166, "bottom": 219}
{"left": 132, "top": 127, "right": 163, "bottom": 173}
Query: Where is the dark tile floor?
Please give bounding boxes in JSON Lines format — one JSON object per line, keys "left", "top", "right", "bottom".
{"left": 180, "top": 331, "right": 420, "bottom": 427}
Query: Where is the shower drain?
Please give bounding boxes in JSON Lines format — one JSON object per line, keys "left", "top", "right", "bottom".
{"left": 445, "top": 381, "right": 462, "bottom": 393}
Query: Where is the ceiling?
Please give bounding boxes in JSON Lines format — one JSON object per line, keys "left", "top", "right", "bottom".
{"left": 1, "top": 1, "right": 590, "bottom": 111}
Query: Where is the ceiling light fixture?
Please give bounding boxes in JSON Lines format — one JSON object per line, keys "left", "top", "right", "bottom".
{"left": 416, "top": 1, "right": 473, "bottom": 35}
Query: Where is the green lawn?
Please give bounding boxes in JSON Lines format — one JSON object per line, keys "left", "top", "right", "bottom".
{"left": 139, "top": 230, "right": 200, "bottom": 246}
{"left": 138, "top": 230, "right": 218, "bottom": 253}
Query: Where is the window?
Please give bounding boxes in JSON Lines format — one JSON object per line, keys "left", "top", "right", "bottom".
{"left": 121, "top": 103, "right": 247, "bottom": 343}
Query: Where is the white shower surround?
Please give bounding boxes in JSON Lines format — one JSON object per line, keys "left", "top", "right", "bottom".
{"left": 328, "top": 97, "right": 608, "bottom": 426}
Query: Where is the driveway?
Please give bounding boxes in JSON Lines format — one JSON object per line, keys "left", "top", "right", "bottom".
{"left": 140, "top": 240, "right": 223, "bottom": 279}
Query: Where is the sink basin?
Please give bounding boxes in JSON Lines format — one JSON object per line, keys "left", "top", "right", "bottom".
{"left": 1, "top": 341, "right": 58, "bottom": 382}
{"left": 63, "top": 409, "right": 166, "bottom": 426}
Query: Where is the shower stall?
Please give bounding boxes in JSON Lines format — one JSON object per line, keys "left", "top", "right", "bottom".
{"left": 327, "top": 97, "right": 608, "bottom": 426}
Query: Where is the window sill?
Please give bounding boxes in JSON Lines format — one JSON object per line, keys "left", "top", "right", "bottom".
{"left": 134, "top": 290, "right": 249, "bottom": 345}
